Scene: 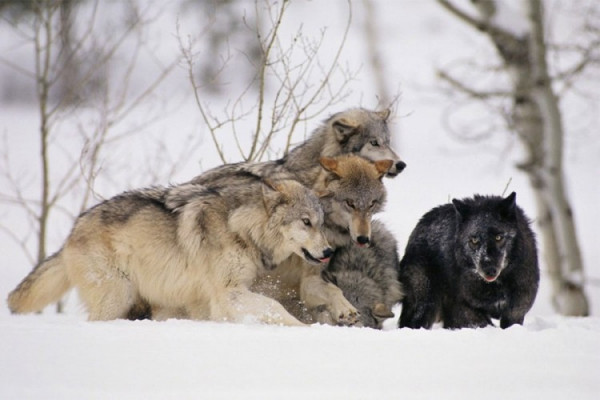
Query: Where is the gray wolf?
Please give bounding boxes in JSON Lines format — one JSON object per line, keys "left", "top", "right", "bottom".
{"left": 187, "top": 108, "right": 406, "bottom": 326}
{"left": 398, "top": 192, "right": 539, "bottom": 329}
{"left": 323, "top": 220, "right": 403, "bottom": 329}
{"left": 192, "top": 107, "right": 406, "bottom": 188}
{"left": 7, "top": 179, "right": 332, "bottom": 326}
{"left": 252, "top": 155, "right": 396, "bottom": 326}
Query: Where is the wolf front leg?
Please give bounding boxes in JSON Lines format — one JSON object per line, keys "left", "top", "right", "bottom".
{"left": 215, "top": 288, "right": 306, "bottom": 326}
{"left": 300, "top": 272, "right": 360, "bottom": 326}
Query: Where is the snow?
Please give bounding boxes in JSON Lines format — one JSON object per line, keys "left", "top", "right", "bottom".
{"left": 1, "top": 1, "right": 599, "bottom": 399}
{"left": 1, "top": 314, "right": 599, "bottom": 399}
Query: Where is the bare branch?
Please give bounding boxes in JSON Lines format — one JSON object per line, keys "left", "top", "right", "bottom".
{"left": 437, "top": 69, "right": 511, "bottom": 99}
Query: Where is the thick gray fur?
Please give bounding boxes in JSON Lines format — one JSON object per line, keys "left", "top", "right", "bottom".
{"left": 324, "top": 220, "right": 403, "bottom": 329}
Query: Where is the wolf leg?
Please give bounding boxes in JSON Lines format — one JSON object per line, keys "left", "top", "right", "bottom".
{"left": 398, "top": 262, "right": 439, "bottom": 329}
{"left": 217, "top": 288, "right": 306, "bottom": 326}
{"left": 443, "top": 302, "right": 492, "bottom": 329}
{"left": 76, "top": 277, "right": 138, "bottom": 321}
{"left": 398, "top": 299, "right": 438, "bottom": 329}
{"left": 300, "top": 274, "right": 359, "bottom": 326}
{"left": 67, "top": 258, "right": 137, "bottom": 321}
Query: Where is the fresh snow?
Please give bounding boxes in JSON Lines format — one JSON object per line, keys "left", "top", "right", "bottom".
{"left": 1, "top": 314, "right": 599, "bottom": 399}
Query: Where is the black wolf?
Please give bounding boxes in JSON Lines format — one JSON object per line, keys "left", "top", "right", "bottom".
{"left": 398, "top": 192, "right": 539, "bottom": 329}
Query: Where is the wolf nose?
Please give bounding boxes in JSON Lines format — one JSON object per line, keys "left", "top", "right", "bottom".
{"left": 322, "top": 248, "right": 334, "bottom": 259}
{"left": 395, "top": 161, "right": 407, "bottom": 173}
{"left": 356, "top": 236, "right": 370, "bottom": 246}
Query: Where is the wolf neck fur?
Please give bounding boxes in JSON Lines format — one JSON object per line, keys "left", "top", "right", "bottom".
{"left": 284, "top": 125, "right": 340, "bottom": 183}
{"left": 228, "top": 204, "right": 286, "bottom": 266}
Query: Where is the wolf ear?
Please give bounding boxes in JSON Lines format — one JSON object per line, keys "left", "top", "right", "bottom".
{"left": 262, "top": 179, "right": 288, "bottom": 215}
{"left": 452, "top": 198, "right": 470, "bottom": 219}
{"left": 332, "top": 118, "right": 357, "bottom": 144}
{"left": 374, "top": 159, "right": 394, "bottom": 179}
{"left": 498, "top": 192, "right": 517, "bottom": 220}
{"left": 314, "top": 189, "right": 333, "bottom": 198}
{"left": 319, "top": 157, "right": 341, "bottom": 177}
{"left": 375, "top": 109, "right": 391, "bottom": 122}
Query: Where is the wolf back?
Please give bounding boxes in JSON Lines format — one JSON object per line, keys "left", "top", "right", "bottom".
{"left": 191, "top": 107, "right": 406, "bottom": 188}
{"left": 398, "top": 192, "right": 539, "bottom": 329}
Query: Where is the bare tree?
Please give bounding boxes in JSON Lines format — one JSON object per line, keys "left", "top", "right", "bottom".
{"left": 179, "top": 0, "right": 357, "bottom": 164}
{"left": 437, "top": 0, "right": 597, "bottom": 315}
{"left": 0, "top": 0, "right": 183, "bottom": 311}
{"left": 362, "top": 0, "right": 391, "bottom": 108}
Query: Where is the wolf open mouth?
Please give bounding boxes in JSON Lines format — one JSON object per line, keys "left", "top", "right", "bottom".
{"left": 302, "top": 248, "right": 329, "bottom": 264}
{"left": 480, "top": 272, "right": 499, "bottom": 283}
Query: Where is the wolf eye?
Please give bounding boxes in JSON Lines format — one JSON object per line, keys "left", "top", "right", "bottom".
{"left": 469, "top": 237, "right": 480, "bottom": 247}
{"left": 302, "top": 218, "right": 312, "bottom": 227}
{"left": 370, "top": 140, "right": 380, "bottom": 147}
{"left": 369, "top": 200, "right": 379, "bottom": 209}
{"left": 495, "top": 234, "right": 504, "bottom": 242}
{"left": 345, "top": 200, "right": 355, "bottom": 209}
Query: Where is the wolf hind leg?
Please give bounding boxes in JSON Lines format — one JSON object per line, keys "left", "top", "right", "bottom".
{"left": 77, "top": 277, "right": 138, "bottom": 321}
{"left": 68, "top": 258, "right": 138, "bottom": 321}
{"left": 217, "top": 289, "right": 306, "bottom": 326}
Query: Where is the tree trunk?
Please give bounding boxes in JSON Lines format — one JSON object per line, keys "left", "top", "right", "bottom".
{"left": 526, "top": 0, "right": 588, "bottom": 315}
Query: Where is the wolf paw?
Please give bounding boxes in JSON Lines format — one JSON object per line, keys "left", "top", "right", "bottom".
{"left": 335, "top": 309, "right": 360, "bottom": 326}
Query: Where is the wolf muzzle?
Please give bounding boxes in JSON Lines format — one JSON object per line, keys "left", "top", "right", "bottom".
{"left": 302, "top": 247, "right": 333, "bottom": 264}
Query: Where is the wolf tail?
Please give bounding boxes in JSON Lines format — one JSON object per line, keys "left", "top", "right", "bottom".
{"left": 7, "top": 250, "right": 71, "bottom": 314}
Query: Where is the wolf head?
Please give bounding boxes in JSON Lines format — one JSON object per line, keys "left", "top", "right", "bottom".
{"left": 452, "top": 192, "right": 519, "bottom": 283}
{"left": 262, "top": 179, "right": 332, "bottom": 265}
{"left": 325, "top": 108, "right": 406, "bottom": 177}
{"left": 317, "top": 155, "right": 391, "bottom": 247}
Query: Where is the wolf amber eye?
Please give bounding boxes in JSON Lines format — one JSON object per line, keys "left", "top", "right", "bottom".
{"left": 470, "top": 237, "right": 480, "bottom": 246}
{"left": 495, "top": 234, "right": 504, "bottom": 242}
{"left": 370, "top": 140, "right": 380, "bottom": 147}
{"left": 302, "top": 218, "right": 312, "bottom": 227}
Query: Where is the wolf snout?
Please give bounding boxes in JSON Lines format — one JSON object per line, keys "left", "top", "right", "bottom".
{"left": 387, "top": 160, "right": 406, "bottom": 177}
{"left": 479, "top": 266, "right": 500, "bottom": 283}
{"left": 356, "top": 236, "right": 370, "bottom": 247}
{"left": 320, "top": 247, "right": 334, "bottom": 262}
{"left": 395, "top": 161, "right": 407, "bottom": 173}
{"left": 302, "top": 247, "right": 333, "bottom": 264}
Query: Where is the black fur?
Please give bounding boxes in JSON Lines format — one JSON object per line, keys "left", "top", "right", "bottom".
{"left": 398, "top": 192, "right": 539, "bottom": 329}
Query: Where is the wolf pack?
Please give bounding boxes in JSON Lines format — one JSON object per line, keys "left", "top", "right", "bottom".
{"left": 8, "top": 108, "right": 540, "bottom": 330}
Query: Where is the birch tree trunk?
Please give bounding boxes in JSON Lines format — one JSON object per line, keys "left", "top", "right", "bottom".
{"left": 438, "top": 0, "right": 589, "bottom": 315}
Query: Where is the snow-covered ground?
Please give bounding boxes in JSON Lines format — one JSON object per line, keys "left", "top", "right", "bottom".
{"left": 1, "top": 313, "right": 598, "bottom": 399}
{"left": 1, "top": 1, "right": 599, "bottom": 399}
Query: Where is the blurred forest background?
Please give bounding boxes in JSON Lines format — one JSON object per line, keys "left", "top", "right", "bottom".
{"left": 1, "top": 0, "right": 598, "bottom": 316}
